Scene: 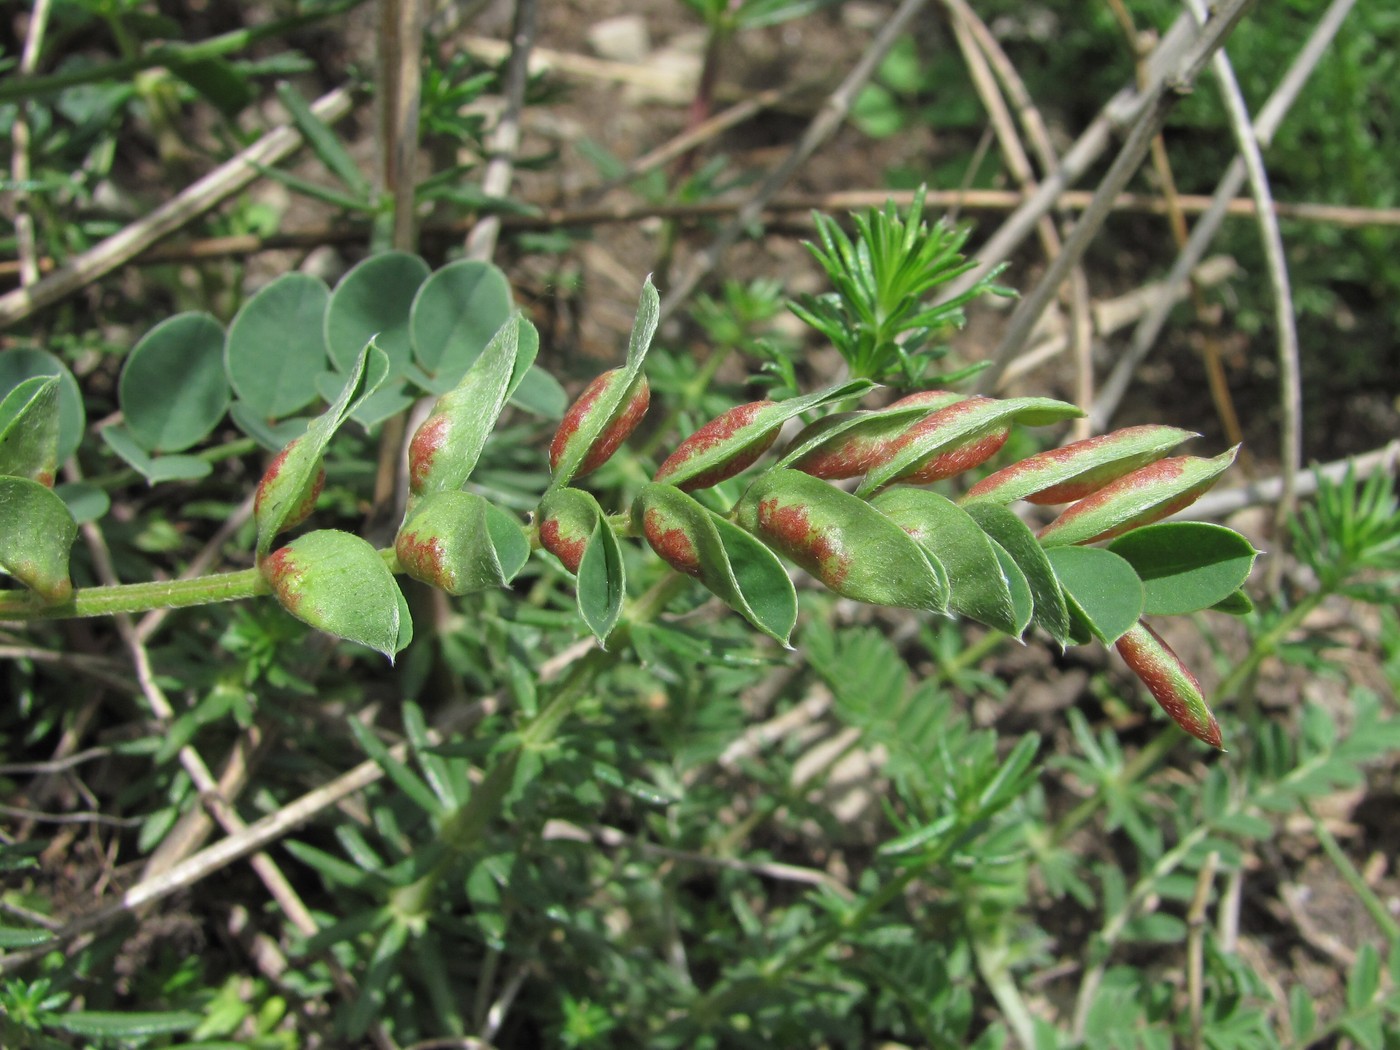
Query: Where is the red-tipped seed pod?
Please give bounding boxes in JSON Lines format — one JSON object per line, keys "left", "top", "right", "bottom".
{"left": 549, "top": 369, "right": 650, "bottom": 478}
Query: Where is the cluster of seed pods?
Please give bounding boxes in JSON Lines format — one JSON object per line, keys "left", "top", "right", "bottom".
{"left": 530, "top": 369, "right": 1238, "bottom": 749}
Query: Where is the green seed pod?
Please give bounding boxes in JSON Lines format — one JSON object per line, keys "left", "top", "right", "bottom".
{"left": 549, "top": 369, "right": 650, "bottom": 479}
{"left": 735, "top": 468, "right": 946, "bottom": 610}
{"left": 395, "top": 491, "right": 529, "bottom": 595}
{"left": 1037, "top": 446, "right": 1239, "bottom": 547}
{"left": 254, "top": 439, "right": 326, "bottom": 535}
{"left": 654, "top": 401, "right": 779, "bottom": 491}
{"left": 873, "top": 395, "right": 1010, "bottom": 485}
{"left": 1116, "top": 620, "right": 1223, "bottom": 749}
{"left": 537, "top": 487, "right": 602, "bottom": 574}
{"left": 962, "top": 425, "right": 1197, "bottom": 506}
{"left": 786, "top": 391, "right": 965, "bottom": 480}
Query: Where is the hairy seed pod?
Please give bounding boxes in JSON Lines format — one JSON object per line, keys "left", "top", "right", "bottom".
{"left": 254, "top": 439, "right": 325, "bottom": 532}
{"left": 1116, "top": 621, "right": 1223, "bottom": 749}
{"left": 963, "top": 425, "right": 1197, "bottom": 506}
{"left": 1038, "top": 447, "right": 1238, "bottom": 546}
{"left": 654, "top": 401, "right": 778, "bottom": 491}
{"left": 873, "top": 395, "right": 1010, "bottom": 485}
{"left": 536, "top": 488, "right": 601, "bottom": 575}
{"left": 549, "top": 369, "right": 650, "bottom": 478}
{"left": 787, "top": 391, "right": 965, "bottom": 480}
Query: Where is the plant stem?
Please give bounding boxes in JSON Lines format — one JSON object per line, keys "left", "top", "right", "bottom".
{"left": 1304, "top": 800, "right": 1400, "bottom": 945}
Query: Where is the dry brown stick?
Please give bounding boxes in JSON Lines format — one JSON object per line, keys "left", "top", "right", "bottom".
{"left": 657, "top": 0, "right": 934, "bottom": 323}
{"left": 974, "top": 0, "right": 1255, "bottom": 395}
{"left": 0, "top": 85, "right": 354, "bottom": 329}
{"left": 1109, "top": 1, "right": 1246, "bottom": 452}
{"left": 10, "top": 0, "right": 53, "bottom": 290}
{"left": 1091, "top": 0, "right": 1357, "bottom": 433}
{"left": 4, "top": 190, "right": 1396, "bottom": 284}
{"left": 946, "top": 4, "right": 1094, "bottom": 429}
{"left": 1186, "top": 851, "right": 1219, "bottom": 1050}
{"left": 1186, "top": 0, "right": 1302, "bottom": 574}
{"left": 577, "top": 86, "right": 790, "bottom": 205}
{"left": 463, "top": 0, "right": 538, "bottom": 263}
{"left": 942, "top": 12, "right": 1198, "bottom": 306}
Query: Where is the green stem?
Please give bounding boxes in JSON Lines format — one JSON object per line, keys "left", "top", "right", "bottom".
{"left": 0, "top": 544, "right": 400, "bottom": 621}
{"left": 1305, "top": 799, "right": 1400, "bottom": 945}
{"left": 0, "top": 565, "right": 270, "bottom": 620}
{"left": 0, "top": 0, "right": 368, "bottom": 105}
{"left": 85, "top": 437, "right": 260, "bottom": 491}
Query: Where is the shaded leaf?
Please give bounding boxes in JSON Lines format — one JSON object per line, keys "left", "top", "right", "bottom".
{"left": 225, "top": 272, "right": 329, "bottom": 418}
{"left": 120, "top": 312, "right": 230, "bottom": 452}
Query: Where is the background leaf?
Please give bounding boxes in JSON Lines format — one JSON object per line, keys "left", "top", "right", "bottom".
{"left": 324, "top": 252, "right": 431, "bottom": 375}
{"left": 410, "top": 259, "right": 514, "bottom": 384}
{"left": 120, "top": 312, "right": 230, "bottom": 452}
{"left": 226, "top": 272, "right": 330, "bottom": 419}
{"left": 0, "top": 349, "right": 85, "bottom": 462}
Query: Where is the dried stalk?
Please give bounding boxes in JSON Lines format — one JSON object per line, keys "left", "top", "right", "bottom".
{"left": 658, "top": 0, "right": 934, "bottom": 323}
{"left": 1185, "top": 0, "right": 1303, "bottom": 573}
{"left": 1091, "top": 0, "right": 1357, "bottom": 431}
{"left": 974, "top": 0, "right": 1256, "bottom": 395}
{"left": 0, "top": 86, "right": 355, "bottom": 329}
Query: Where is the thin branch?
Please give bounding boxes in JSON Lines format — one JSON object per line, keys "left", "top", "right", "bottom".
{"left": 463, "top": 0, "right": 539, "bottom": 263}
{"left": 0, "top": 85, "right": 355, "bottom": 328}
{"left": 1184, "top": 0, "right": 1302, "bottom": 573}
{"left": 974, "top": 0, "right": 1255, "bottom": 394}
{"left": 5, "top": 190, "right": 1394, "bottom": 283}
{"left": 1183, "top": 441, "right": 1400, "bottom": 523}
{"left": 658, "top": 0, "right": 935, "bottom": 323}
{"left": 0, "top": 803, "right": 141, "bottom": 828}
{"left": 941, "top": 12, "right": 1199, "bottom": 304}
{"left": 1091, "top": 0, "right": 1357, "bottom": 431}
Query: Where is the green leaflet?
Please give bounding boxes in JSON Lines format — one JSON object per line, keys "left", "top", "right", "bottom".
{"left": 261, "top": 529, "right": 407, "bottom": 661}
{"left": 1108, "top": 521, "right": 1260, "bottom": 616}
{"left": 324, "top": 251, "right": 431, "bottom": 374}
{"left": 636, "top": 483, "right": 797, "bottom": 645}
{"left": 409, "top": 258, "right": 514, "bottom": 386}
{"left": 774, "top": 392, "right": 964, "bottom": 474}
{"left": 737, "top": 469, "right": 948, "bottom": 612}
{"left": 655, "top": 378, "right": 874, "bottom": 490}
{"left": 407, "top": 314, "right": 538, "bottom": 498}
{"left": 1044, "top": 545, "right": 1143, "bottom": 645}
{"left": 120, "top": 312, "right": 231, "bottom": 453}
{"left": 577, "top": 513, "right": 626, "bottom": 644}
{"left": 226, "top": 272, "right": 330, "bottom": 420}
{"left": 1038, "top": 447, "right": 1239, "bottom": 547}
{"left": 962, "top": 424, "right": 1196, "bottom": 506}
{"left": 0, "top": 376, "right": 60, "bottom": 485}
{"left": 963, "top": 501, "right": 1071, "bottom": 647}
{"left": 870, "top": 488, "right": 1024, "bottom": 635}
{"left": 395, "top": 491, "right": 529, "bottom": 595}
